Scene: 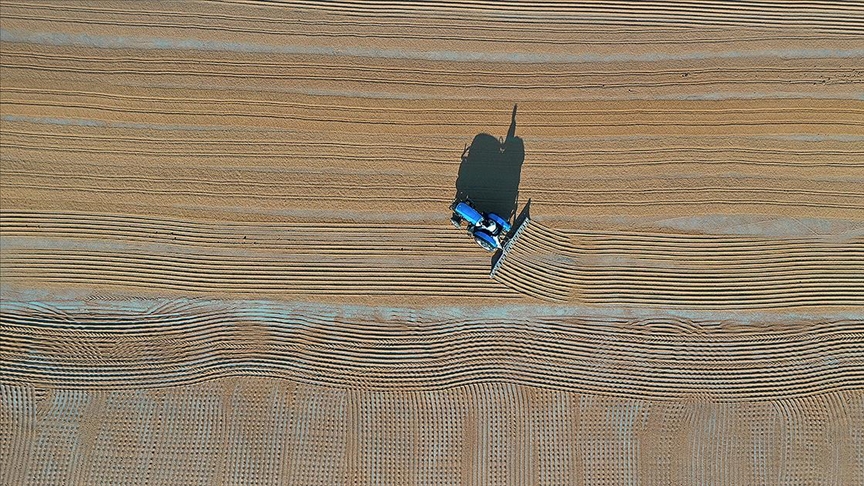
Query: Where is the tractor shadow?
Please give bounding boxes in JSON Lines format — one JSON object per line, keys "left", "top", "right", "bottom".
{"left": 454, "top": 104, "right": 524, "bottom": 221}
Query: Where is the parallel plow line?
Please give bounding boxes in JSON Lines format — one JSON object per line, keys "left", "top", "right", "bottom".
{"left": 2, "top": 301, "right": 862, "bottom": 400}
{"left": 492, "top": 220, "right": 864, "bottom": 307}
{"left": 3, "top": 212, "right": 862, "bottom": 305}
{"left": 0, "top": 211, "right": 514, "bottom": 298}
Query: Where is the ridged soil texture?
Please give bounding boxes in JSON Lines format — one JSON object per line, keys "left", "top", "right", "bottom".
{"left": 492, "top": 220, "right": 864, "bottom": 307}
{"left": 2, "top": 1, "right": 863, "bottom": 484}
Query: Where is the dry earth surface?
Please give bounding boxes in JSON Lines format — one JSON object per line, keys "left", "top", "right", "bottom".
{"left": 1, "top": 1, "right": 863, "bottom": 484}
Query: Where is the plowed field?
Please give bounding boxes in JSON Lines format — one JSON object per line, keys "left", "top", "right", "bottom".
{"left": 2, "top": 1, "right": 863, "bottom": 484}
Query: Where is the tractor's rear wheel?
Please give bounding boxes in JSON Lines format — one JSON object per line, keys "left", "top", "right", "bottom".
{"left": 473, "top": 231, "right": 499, "bottom": 252}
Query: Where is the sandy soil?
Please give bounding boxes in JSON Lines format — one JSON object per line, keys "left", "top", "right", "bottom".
{"left": 1, "top": 1, "right": 863, "bottom": 484}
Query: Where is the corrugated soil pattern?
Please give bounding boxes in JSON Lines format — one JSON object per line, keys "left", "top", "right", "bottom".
{"left": 493, "top": 218, "right": 864, "bottom": 306}
{"left": 2, "top": 0, "right": 864, "bottom": 484}
{"left": 2, "top": 301, "right": 863, "bottom": 400}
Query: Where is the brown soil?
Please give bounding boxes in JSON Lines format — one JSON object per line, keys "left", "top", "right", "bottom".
{"left": 1, "top": 1, "right": 863, "bottom": 484}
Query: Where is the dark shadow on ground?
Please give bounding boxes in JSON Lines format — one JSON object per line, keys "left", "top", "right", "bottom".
{"left": 454, "top": 104, "right": 524, "bottom": 221}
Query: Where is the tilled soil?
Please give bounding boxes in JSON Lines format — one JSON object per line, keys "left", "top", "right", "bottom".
{"left": 1, "top": 1, "right": 863, "bottom": 484}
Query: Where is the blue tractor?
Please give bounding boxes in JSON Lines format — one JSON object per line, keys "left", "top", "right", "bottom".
{"left": 450, "top": 199, "right": 512, "bottom": 251}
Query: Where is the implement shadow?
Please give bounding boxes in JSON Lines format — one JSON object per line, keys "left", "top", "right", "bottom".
{"left": 454, "top": 105, "right": 524, "bottom": 221}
